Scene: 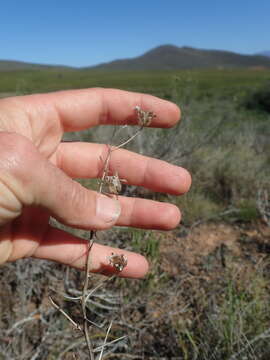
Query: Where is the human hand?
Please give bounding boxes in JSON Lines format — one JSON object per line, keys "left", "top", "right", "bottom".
{"left": 0, "top": 89, "right": 191, "bottom": 277}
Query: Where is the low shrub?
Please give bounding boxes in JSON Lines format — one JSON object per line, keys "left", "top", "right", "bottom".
{"left": 242, "top": 82, "right": 270, "bottom": 113}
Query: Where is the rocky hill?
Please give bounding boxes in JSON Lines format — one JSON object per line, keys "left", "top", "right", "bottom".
{"left": 2, "top": 45, "right": 270, "bottom": 72}
{"left": 90, "top": 45, "right": 270, "bottom": 71}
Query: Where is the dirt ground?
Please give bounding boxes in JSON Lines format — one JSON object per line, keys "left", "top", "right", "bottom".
{"left": 159, "top": 222, "right": 270, "bottom": 276}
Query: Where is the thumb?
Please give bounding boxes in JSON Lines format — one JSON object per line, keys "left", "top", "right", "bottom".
{"left": 0, "top": 132, "right": 121, "bottom": 229}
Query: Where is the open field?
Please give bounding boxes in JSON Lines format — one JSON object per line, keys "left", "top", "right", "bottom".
{"left": 0, "top": 68, "right": 270, "bottom": 359}
{"left": 0, "top": 67, "right": 270, "bottom": 98}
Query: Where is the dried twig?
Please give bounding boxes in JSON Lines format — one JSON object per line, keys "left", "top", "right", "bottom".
{"left": 49, "top": 296, "right": 82, "bottom": 331}
{"left": 81, "top": 240, "right": 95, "bottom": 360}
{"left": 94, "top": 335, "right": 127, "bottom": 353}
{"left": 98, "top": 320, "right": 113, "bottom": 360}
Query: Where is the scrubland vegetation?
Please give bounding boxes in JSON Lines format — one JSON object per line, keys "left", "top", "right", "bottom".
{"left": 0, "top": 68, "right": 270, "bottom": 359}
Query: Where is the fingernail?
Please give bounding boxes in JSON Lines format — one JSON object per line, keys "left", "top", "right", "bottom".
{"left": 96, "top": 195, "right": 121, "bottom": 223}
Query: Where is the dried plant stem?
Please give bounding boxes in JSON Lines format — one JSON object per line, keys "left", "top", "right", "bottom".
{"left": 49, "top": 296, "right": 82, "bottom": 331}
{"left": 94, "top": 335, "right": 127, "bottom": 353}
{"left": 85, "top": 277, "right": 111, "bottom": 304}
{"left": 113, "top": 127, "right": 143, "bottom": 150}
{"left": 81, "top": 240, "right": 95, "bottom": 360}
{"left": 99, "top": 146, "right": 112, "bottom": 193}
{"left": 99, "top": 127, "right": 144, "bottom": 193}
{"left": 98, "top": 320, "right": 113, "bottom": 360}
{"left": 81, "top": 143, "right": 113, "bottom": 359}
{"left": 49, "top": 106, "right": 155, "bottom": 359}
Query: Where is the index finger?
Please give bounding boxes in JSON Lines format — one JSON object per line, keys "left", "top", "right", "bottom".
{"left": 8, "top": 88, "right": 181, "bottom": 132}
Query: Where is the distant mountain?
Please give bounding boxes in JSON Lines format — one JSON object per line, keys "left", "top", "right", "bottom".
{"left": 257, "top": 51, "right": 270, "bottom": 58}
{"left": 0, "top": 60, "right": 72, "bottom": 72}
{"left": 2, "top": 46, "right": 270, "bottom": 72}
{"left": 89, "top": 45, "right": 270, "bottom": 71}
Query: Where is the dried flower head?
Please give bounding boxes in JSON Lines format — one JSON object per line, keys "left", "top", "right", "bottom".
{"left": 104, "top": 171, "right": 127, "bottom": 195}
{"left": 135, "top": 105, "right": 156, "bottom": 127}
{"left": 108, "top": 252, "right": 128, "bottom": 272}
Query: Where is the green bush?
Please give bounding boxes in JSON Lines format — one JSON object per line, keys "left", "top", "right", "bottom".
{"left": 243, "top": 82, "right": 270, "bottom": 113}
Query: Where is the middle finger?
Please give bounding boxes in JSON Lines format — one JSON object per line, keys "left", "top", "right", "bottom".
{"left": 54, "top": 142, "right": 191, "bottom": 195}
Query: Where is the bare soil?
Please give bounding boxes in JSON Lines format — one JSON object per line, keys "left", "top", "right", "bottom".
{"left": 159, "top": 222, "right": 270, "bottom": 276}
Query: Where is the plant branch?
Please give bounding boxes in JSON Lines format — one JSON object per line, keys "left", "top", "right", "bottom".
{"left": 81, "top": 240, "right": 95, "bottom": 360}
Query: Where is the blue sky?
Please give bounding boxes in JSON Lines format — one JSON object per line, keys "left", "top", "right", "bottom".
{"left": 1, "top": 0, "right": 269, "bottom": 67}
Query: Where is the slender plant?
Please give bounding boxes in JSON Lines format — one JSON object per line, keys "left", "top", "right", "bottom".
{"left": 49, "top": 105, "right": 156, "bottom": 359}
